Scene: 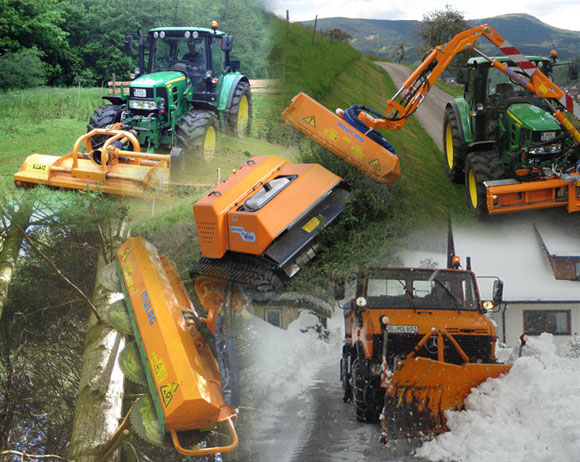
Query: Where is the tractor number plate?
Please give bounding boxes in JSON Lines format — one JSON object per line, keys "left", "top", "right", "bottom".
{"left": 133, "top": 88, "right": 147, "bottom": 98}
{"left": 541, "top": 131, "right": 556, "bottom": 141}
{"left": 387, "top": 325, "right": 418, "bottom": 334}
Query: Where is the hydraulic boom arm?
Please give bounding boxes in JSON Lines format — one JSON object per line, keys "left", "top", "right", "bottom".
{"left": 358, "top": 24, "right": 580, "bottom": 145}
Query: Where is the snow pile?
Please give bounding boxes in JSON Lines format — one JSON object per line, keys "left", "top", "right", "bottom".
{"left": 416, "top": 334, "right": 580, "bottom": 462}
{"left": 243, "top": 309, "right": 343, "bottom": 406}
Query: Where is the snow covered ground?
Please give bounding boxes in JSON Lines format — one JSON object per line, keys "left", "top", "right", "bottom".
{"left": 416, "top": 334, "right": 580, "bottom": 462}
{"left": 244, "top": 309, "right": 580, "bottom": 462}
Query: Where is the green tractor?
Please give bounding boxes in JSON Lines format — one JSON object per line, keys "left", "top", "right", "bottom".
{"left": 443, "top": 54, "right": 579, "bottom": 217}
{"left": 88, "top": 22, "right": 251, "bottom": 160}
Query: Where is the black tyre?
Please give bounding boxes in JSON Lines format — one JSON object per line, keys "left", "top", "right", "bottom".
{"left": 350, "top": 358, "right": 383, "bottom": 422}
{"left": 176, "top": 110, "right": 219, "bottom": 160}
{"left": 87, "top": 104, "right": 123, "bottom": 148}
{"left": 464, "top": 150, "right": 505, "bottom": 218}
{"left": 443, "top": 106, "right": 467, "bottom": 183}
{"left": 341, "top": 352, "right": 353, "bottom": 403}
{"left": 225, "top": 81, "right": 252, "bottom": 137}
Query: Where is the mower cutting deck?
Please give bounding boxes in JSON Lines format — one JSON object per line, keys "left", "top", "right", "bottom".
{"left": 14, "top": 128, "right": 171, "bottom": 196}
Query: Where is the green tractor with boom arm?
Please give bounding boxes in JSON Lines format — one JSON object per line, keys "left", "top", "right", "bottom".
{"left": 443, "top": 53, "right": 579, "bottom": 217}
{"left": 88, "top": 22, "right": 251, "bottom": 160}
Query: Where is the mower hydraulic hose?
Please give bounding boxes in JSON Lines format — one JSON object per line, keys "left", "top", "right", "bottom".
{"left": 342, "top": 105, "right": 396, "bottom": 154}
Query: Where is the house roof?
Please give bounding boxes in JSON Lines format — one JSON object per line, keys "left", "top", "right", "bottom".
{"left": 400, "top": 219, "right": 580, "bottom": 302}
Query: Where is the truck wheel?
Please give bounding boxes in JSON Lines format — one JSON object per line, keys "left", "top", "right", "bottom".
{"left": 465, "top": 150, "right": 504, "bottom": 218}
{"left": 351, "top": 358, "right": 383, "bottom": 422}
{"left": 225, "top": 81, "right": 252, "bottom": 137}
{"left": 341, "top": 353, "right": 353, "bottom": 403}
{"left": 176, "top": 110, "right": 219, "bottom": 160}
{"left": 443, "top": 106, "right": 466, "bottom": 183}
{"left": 87, "top": 105, "right": 123, "bottom": 148}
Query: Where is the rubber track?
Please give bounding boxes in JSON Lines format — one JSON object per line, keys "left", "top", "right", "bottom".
{"left": 190, "top": 257, "right": 285, "bottom": 292}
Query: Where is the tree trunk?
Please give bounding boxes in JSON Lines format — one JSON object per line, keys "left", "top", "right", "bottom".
{"left": 0, "top": 199, "right": 33, "bottom": 321}
{"left": 68, "top": 225, "right": 128, "bottom": 462}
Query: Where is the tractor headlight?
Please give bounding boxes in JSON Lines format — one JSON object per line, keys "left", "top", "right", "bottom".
{"left": 529, "top": 143, "right": 561, "bottom": 155}
{"left": 129, "top": 99, "right": 158, "bottom": 110}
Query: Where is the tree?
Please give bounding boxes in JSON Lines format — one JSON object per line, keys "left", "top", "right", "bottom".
{"left": 328, "top": 27, "right": 352, "bottom": 44}
{"left": 416, "top": 5, "right": 469, "bottom": 72}
{"left": 394, "top": 41, "right": 408, "bottom": 63}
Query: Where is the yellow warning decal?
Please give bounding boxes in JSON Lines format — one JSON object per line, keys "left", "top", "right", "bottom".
{"left": 351, "top": 145, "right": 364, "bottom": 160}
{"left": 302, "top": 217, "right": 320, "bottom": 233}
{"left": 119, "top": 247, "right": 131, "bottom": 264}
{"left": 303, "top": 115, "right": 316, "bottom": 127}
{"left": 150, "top": 352, "right": 168, "bottom": 383}
{"left": 324, "top": 128, "right": 338, "bottom": 141}
{"left": 369, "top": 158, "right": 381, "bottom": 171}
{"left": 160, "top": 381, "right": 180, "bottom": 408}
{"left": 121, "top": 261, "right": 136, "bottom": 294}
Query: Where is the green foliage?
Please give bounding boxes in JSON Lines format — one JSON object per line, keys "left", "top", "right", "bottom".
{"left": 0, "top": 48, "right": 47, "bottom": 89}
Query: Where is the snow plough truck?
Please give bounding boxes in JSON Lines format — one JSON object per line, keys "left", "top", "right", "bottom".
{"left": 102, "top": 237, "right": 244, "bottom": 456}
{"left": 340, "top": 256, "right": 510, "bottom": 438}
{"left": 282, "top": 24, "right": 580, "bottom": 216}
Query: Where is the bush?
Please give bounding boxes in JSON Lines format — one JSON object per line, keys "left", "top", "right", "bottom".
{"left": 0, "top": 48, "right": 47, "bottom": 90}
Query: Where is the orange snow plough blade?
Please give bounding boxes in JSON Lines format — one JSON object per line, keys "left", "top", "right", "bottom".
{"left": 14, "top": 128, "right": 171, "bottom": 196}
{"left": 116, "top": 237, "right": 237, "bottom": 455}
{"left": 281, "top": 92, "right": 401, "bottom": 185}
{"left": 382, "top": 329, "right": 511, "bottom": 437}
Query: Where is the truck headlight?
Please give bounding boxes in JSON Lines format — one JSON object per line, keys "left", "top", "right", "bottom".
{"left": 529, "top": 143, "right": 561, "bottom": 155}
{"left": 129, "top": 100, "right": 158, "bottom": 110}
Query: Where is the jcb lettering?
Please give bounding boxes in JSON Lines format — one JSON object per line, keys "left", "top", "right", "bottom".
{"left": 141, "top": 290, "right": 157, "bottom": 325}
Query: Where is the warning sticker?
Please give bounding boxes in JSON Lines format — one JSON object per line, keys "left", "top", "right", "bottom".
{"left": 160, "top": 381, "right": 180, "bottom": 408}
{"left": 149, "top": 352, "right": 168, "bottom": 383}
{"left": 324, "top": 128, "right": 338, "bottom": 141}
{"left": 351, "top": 145, "right": 364, "bottom": 160}
{"left": 303, "top": 115, "right": 316, "bottom": 127}
{"left": 369, "top": 158, "right": 381, "bottom": 171}
{"left": 302, "top": 217, "right": 320, "bottom": 233}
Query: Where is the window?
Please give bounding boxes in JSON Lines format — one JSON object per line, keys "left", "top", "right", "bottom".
{"left": 524, "top": 310, "right": 571, "bottom": 335}
{"left": 265, "top": 310, "right": 281, "bottom": 328}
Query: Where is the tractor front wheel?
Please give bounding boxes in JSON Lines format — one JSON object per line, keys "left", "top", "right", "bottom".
{"left": 176, "top": 110, "right": 219, "bottom": 160}
{"left": 350, "top": 358, "right": 383, "bottom": 423}
{"left": 87, "top": 104, "right": 123, "bottom": 148}
{"left": 464, "top": 150, "right": 505, "bottom": 218}
{"left": 225, "top": 81, "right": 252, "bottom": 137}
{"left": 443, "top": 106, "right": 466, "bottom": 183}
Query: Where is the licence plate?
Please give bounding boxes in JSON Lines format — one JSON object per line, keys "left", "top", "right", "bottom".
{"left": 387, "top": 325, "right": 418, "bottom": 334}
{"left": 133, "top": 88, "right": 147, "bottom": 98}
{"left": 541, "top": 131, "right": 556, "bottom": 141}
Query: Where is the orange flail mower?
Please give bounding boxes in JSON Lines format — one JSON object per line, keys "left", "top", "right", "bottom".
{"left": 281, "top": 92, "right": 401, "bottom": 185}
{"left": 115, "top": 237, "right": 238, "bottom": 455}
{"left": 14, "top": 127, "right": 171, "bottom": 196}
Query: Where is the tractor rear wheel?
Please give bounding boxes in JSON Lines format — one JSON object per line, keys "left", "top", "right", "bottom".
{"left": 443, "top": 106, "right": 466, "bottom": 183}
{"left": 351, "top": 358, "right": 383, "bottom": 422}
{"left": 176, "top": 110, "right": 219, "bottom": 160}
{"left": 465, "top": 150, "right": 505, "bottom": 218}
{"left": 87, "top": 104, "right": 123, "bottom": 148}
{"left": 225, "top": 81, "right": 252, "bottom": 137}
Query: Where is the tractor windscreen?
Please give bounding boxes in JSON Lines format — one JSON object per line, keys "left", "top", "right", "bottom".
{"left": 149, "top": 37, "right": 207, "bottom": 74}
{"left": 364, "top": 268, "right": 478, "bottom": 311}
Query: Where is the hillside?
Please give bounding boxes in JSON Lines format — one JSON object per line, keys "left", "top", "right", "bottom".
{"left": 300, "top": 14, "right": 580, "bottom": 62}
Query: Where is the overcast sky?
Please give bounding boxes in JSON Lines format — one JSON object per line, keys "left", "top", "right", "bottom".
{"left": 267, "top": 0, "right": 580, "bottom": 32}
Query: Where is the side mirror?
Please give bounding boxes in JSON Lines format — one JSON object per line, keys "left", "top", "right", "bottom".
{"left": 569, "top": 62, "right": 578, "bottom": 81}
{"left": 230, "top": 59, "right": 241, "bottom": 72}
{"left": 457, "top": 67, "right": 470, "bottom": 84}
{"left": 124, "top": 34, "right": 134, "bottom": 52}
{"left": 221, "top": 35, "right": 234, "bottom": 51}
{"left": 492, "top": 279, "right": 504, "bottom": 304}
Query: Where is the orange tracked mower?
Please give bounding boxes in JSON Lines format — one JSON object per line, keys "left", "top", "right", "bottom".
{"left": 190, "top": 155, "right": 349, "bottom": 290}
{"left": 14, "top": 127, "right": 171, "bottom": 196}
{"left": 105, "top": 237, "right": 242, "bottom": 455}
{"left": 341, "top": 260, "right": 510, "bottom": 438}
